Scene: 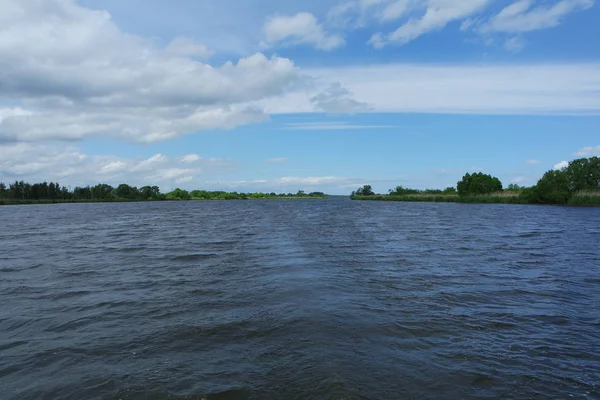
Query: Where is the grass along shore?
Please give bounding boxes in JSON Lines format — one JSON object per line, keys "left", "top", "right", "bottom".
{"left": 352, "top": 190, "right": 600, "bottom": 205}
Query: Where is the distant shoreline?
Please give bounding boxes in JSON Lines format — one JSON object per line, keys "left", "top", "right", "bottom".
{"left": 351, "top": 194, "right": 600, "bottom": 206}
{"left": 0, "top": 196, "right": 328, "bottom": 206}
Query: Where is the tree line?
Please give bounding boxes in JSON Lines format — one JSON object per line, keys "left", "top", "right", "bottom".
{"left": 351, "top": 156, "right": 600, "bottom": 205}
{"left": 0, "top": 181, "right": 327, "bottom": 203}
{"left": 0, "top": 181, "right": 164, "bottom": 201}
{"left": 166, "top": 189, "right": 326, "bottom": 200}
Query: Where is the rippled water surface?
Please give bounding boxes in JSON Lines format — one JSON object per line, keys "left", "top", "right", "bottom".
{"left": 1, "top": 199, "right": 600, "bottom": 399}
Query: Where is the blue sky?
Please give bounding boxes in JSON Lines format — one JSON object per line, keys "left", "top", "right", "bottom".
{"left": 1, "top": 0, "right": 599, "bottom": 194}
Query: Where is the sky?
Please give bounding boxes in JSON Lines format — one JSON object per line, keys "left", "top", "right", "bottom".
{"left": 0, "top": 0, "right": 599, "bottom": 194}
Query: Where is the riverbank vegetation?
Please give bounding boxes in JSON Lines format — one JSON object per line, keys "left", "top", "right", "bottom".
{"left": 352, "top": 156, "right": 600, "bottom": 206}
{"left": 0, "top": 181, "right": 326, "bottom": 205}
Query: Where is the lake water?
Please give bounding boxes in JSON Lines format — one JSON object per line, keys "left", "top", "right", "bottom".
{"left": 1, "top": 199, "right": 599, "bottom": 400}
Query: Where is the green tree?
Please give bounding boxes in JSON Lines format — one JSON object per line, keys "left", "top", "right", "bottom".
{"left": 355, "top": 185, "right": 374, "bottom": 196}
{"left": 526, "top": 169, "right": 570, "bottom": 204}
{"left": 91, "top": 184, "right": 115, "bottom": 200}
{"left": 564, "top": 156, "right": 600, "bottom": 192}
{"left": 389, "top": 186, "right": 419, "bottom": 195}
{"left": 457, "top": 172, "right": 503, "bottom": 196}
{"left": 114, "top": 184, "right": 139, "bottom": 200}
{"left": 443, "top": 187, "right": 457, "bottom": 194}
{"left": 139, "top": 185, "right": 160, "bottom": 200}
{"left": 167, "top": 188, "right": 191, "bottom": 200}
{"left": 73, "top": 186, "right": 92, "bottom": 200}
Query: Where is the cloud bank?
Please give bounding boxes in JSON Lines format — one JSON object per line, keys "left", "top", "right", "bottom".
{"left": 0, "top": 0, "right": 300, "bottom": 143}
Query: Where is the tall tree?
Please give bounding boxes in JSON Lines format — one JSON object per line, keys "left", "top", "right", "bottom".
{"left": 564, "top": 156, "right": 600, "bottom": 192}
{"left": 355, "top": 185, "right": 374, "bottom": 196}
{"left": 457, "top": 172, "right": 502, "bottom": 196}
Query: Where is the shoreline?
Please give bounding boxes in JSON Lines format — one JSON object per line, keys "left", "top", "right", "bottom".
{"left": 350, "top": 195, "right": 600, "bottom": 206}
{"left": 0, "top": 197, "right": 328, "bottom": 206}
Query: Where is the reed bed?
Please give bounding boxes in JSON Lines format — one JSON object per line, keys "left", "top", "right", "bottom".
{"left": 569, "top": 190, "right": 600, "bottom": 205}
{"left": 353, "top": 191, "right": 528, "bottom": 204}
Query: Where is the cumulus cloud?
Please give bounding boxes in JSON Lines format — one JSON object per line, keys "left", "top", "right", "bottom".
{"left": 262, "top": 12, "right": 344, "bottom": 50}
{"left": 165, "top": 37, "right": 214, "bottom": 59}
{"left": 574, "top": 145, "right": 600, "bottom": 157}
{"left": 554, "top": 161, "right": 569, "bottom": 170}
{"left": 0, "top": 143, "right": 232, "bottom": 189}
{"left": 0, "top": 0, "right": 300, "bottom": 143}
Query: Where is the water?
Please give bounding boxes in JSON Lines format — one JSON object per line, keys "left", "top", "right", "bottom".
{"left": 1, "top": 199, "right": 599, "bottom": 400}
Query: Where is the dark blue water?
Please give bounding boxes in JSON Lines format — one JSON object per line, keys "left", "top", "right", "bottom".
{"left": 1, "top": 199, "right": 599, "bottom": 399}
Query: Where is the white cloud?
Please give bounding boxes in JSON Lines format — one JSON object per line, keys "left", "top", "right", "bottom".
{"left": 554, "top": 160, "right": 569, "bottom": 170}
{"left": 380, "top": 0, "right": 412, "bottom": 21}
{"left": 504, "top": 36, "right": 526, "bottom": 53}
{"left": 0, "top": 0, "right": 300, "bottom": 143}
{"left": 331, "top": 0, "right": 594, "bottom": 50}
{"left": 275, "top": 176, "right": 342, "bottom": 185}
{"left": 262, "top": 12, "right": 344, "bottom": 50}
{"left": 525, "top": 159, "right": 541, "bottom": 165}
{"left": 0, "top": 0, "right": 597, "bottom": 148}
{"left": 310, "top": 83, "right": 371, "bottom": 113}
{"left": 176, "top": 176, "right": 194, "bottom": 184}
{"left": 233, "top": 175, "right": 369, "bottom": 190}
{"left": 478, "top": 0, "right": 593, "bottom": 34}
{"left": 267, "top": 158, "right": 288, "bottom": 163}
{"left": 0, "top": 107, "right": 33, "bottom": 122}
{"left": 257, "top": 63, "right": 600, "bottom": 115}
{"left": 574, "top": 146, "right": 600, "bottom": 157}
{"left": 181, "top": 154, "right": 202, "bottom": 163}
{"left": 367, "top": 33, "right": 387, "bottom": 49}
{"left": 0, "top": 143, "right": 231, "bottom": 190}
{"left": 370, "top": 0, "right": 492, "bottom": 47}
{"left": 165, "top": 37, "right": 214, "bottom": 59}
{"left": 101, "top": 161, "right": 128, "bottom": 174}
{"left": 327, "top": 0, "right": 390, "bottom": 27}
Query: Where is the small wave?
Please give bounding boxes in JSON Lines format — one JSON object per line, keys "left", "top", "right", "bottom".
{"left": 188, "top": 288, "right": 223, "bottom": 296}
{"left": 44, "top": 316, "right": 96, "bottom": 333}
{"left": 172, "top": 253, "right": 220, "bottom": 261}
{"left": 0, "top": 340, "right": 28, "bottom": 351}
{"left": 203, "top": 388, "right": 253, "bottom": 400}
{"left": 49, "top": 290, "right": 91, "bottom": 300}
{"left": 103, "top": 245, "right": 147, "bottom": 252}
